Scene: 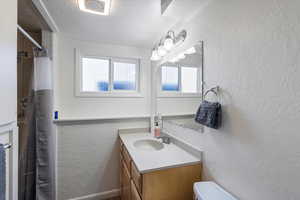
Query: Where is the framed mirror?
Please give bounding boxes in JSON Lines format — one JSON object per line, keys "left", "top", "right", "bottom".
{"left": 151, "top": 41, "right": 204, "bottom": 132}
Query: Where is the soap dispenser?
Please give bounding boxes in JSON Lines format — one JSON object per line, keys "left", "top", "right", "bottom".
{"left": 154, "top": 113, "right": 162, "bottom": 138}
{"left": 154, "top": 121, "right": 161, "bottom": 138}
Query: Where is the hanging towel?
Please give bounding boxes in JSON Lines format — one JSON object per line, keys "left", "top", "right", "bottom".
{"left": 0, "top": 144, "right": 6, "bottom": 200}
{"left": 195, "top": 100, "right": 222, "bottom": 129}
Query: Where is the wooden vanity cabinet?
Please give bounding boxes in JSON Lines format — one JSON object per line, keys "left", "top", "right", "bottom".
{"left": 120, "top": 139, "right": 131, "bottom": 200}
{"left": 131, "top": 180, "right": 142, "bottom": 200}
{"left": 119, "top": 137, "right": 201, "bottom": 200}
{"left": 121, "top": 160, "right": 131, "bottom": 200}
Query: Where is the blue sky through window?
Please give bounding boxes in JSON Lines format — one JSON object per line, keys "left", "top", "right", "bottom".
{"left": 113, "top": 62, "right": 136, "bottom": 90}
{"left": 82, "top": 58, "right": 109, "bottom": 91}
{"left": 161, "top": 66, "right": 179, "bottom": 91}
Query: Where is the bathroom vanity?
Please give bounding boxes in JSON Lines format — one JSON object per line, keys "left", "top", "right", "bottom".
{"left": 119, "top": 132, "right": 202, "bottom": 200}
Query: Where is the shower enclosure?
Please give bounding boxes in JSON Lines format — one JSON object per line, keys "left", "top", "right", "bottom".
{"left": 17, "top": 26, "right": 56, "bottom": 200}
{"left": 17, "top": 30, "right": 41, "bottom": 200}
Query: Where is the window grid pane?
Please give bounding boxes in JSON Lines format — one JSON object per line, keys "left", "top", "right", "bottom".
{"left": 161, "top": 66, "right": 179, "bottom": 91}
{"left": 113, "top": 61, "right": 136, "bottom": 91}
{"left": 82, "top": 57, "right": 109, "bottom": 92}
{"left": 181, "top": 67, "right": 198, "bottom": 93}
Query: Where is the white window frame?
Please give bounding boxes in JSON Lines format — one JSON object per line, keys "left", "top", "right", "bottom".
{"left": 157, "top": 64, "right": 201, "bottom": 98}
{"left": 75, "top": 49, "right": 142, "bottom": 98}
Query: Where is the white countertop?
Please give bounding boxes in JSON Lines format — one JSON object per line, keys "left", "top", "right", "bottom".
{"left": 119, "top": 132, "right": 201, "bottom": 173}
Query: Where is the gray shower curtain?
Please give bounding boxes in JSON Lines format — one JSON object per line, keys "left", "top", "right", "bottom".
{"left": 34, "top": 51, "right": 55, "bottom": 200}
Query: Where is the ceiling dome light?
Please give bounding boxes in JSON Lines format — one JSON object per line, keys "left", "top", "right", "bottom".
{"left": 78, "top": 0, "right": 111, "bottom": 15}
{"left": 185, "top": 47, "right": 196, "bottom": 54}
{"left": 151, "top": 49, "right": 161, "bottom": 61}
{"left": 157, "top": 45, "right": 167, "bottom": 57}
{"left": 164, "top": 36, "right": 174, "bottom": 51}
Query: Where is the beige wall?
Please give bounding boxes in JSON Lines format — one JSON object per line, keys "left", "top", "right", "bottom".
{"left": 168, "top": 0, "right": 300, "bottom": 199}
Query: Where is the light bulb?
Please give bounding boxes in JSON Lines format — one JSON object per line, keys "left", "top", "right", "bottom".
{"left": 151, "top": 49, "right": 161, "bottom": 61}
{"left": 177, "top": 53, "right": 186, "bottom": 59}
{"left": 169, "top": 57, "right": 179, "bottom": 63}
{"left": 164, "top": 37, "right": 174, "bottom": 51}
{"left": 157, "top": 45, "right": 167, "bottom": 56}
{"left": 185, "top": 47, "right": 196, "bottom": 54}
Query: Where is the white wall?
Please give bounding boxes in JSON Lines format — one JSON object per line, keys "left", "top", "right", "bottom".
{"left": 0, "top": 2, "right": 18, "bottom": 199}
{"left": 0, "top": 0, "right": 17, "bottom": 125}
{"left": 54, "top": 0, "right": 300, "bottom": 199}
{"left": 166, "top": 0, "right": 300, "bottom": 199}
{"left": 56, "top": 119, "right": 149, "bottom": 200}
{"left": 54, "top": 34, "right": 151, "bottom": 119}
{"left": 53, "top": 34, "right": 152, "bottom": 199}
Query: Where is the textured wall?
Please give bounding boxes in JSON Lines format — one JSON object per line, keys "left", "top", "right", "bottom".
{"left": 53, "top": 34, "right": 152, "bottom": 119}
{"left": 56, "top": 119, "right": 149, "bottom": 200}
{"left": 52, "top": 34, "right": 153, "bottom": 199}
{"left": 169, "top": 0, "right": 300, "bottom": 199}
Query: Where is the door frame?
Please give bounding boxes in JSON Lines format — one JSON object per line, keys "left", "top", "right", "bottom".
{"left": 0, "top": 121, "right": 18, "bottom": 200}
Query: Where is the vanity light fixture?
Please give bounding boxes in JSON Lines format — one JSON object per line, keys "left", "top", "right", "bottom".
{"left": 151, "top": 30, "right": 187, "bottom": 61}
{"left": 177, "top": 53, "right": 186, "bottom": 59}
{"left": 151, "top": 48, "right": 161, "bottom": 61}
{"left": 185, "top": 46, "right": 196, "bottom": 54}
{"left": 157, "top": 45, "right": 167, "bottom": 57}
{"left": 163, "top": 31, "right": 175, "bottom": 51}
{"left": 168, "top": 46, "right": 196, "bottom": 63}
{"left": 78, "top": 0, "right": 111, "bottom": 15}
{"left": 169, "top": 57, "right": 179, "bottom": 63}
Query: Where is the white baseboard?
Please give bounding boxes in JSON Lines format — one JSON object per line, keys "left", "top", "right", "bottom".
{"left": 68, "top": 189, "right": 120, "bottom": 200}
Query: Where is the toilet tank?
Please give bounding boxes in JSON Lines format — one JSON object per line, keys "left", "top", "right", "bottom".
{"left": 194, "top": 182, "right": 237, "bottom": 200}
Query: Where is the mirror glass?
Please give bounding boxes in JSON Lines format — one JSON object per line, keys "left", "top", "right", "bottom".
{"left": 153, "top": 41, "right": 204, "bottom": 132}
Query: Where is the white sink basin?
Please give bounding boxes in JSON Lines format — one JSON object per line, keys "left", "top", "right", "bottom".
{"left": 133, "top": 139, "right": 164, "bottom": 151}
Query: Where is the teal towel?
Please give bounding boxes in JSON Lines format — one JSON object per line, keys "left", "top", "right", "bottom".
{"left": 0, "top": 144, "right": 5, "bottom": 200}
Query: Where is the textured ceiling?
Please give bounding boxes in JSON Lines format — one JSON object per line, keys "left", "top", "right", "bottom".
{"left": 41, "top": 0, "right": 180, "bottom": 48}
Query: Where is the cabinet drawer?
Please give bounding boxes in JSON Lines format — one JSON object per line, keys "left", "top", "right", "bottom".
{"left": 131, "top": 180, "right": 142, "bottom": 200}
{"left": 122, "top": 146, "right": 132, "bottom": 172}
{"left": 131, "top": 161, "right": 142, "bottom": 196}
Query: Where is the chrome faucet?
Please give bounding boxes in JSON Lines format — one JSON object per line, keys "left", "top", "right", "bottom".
{"left": 157, "top": 136, "right": 171, "bottom": 144}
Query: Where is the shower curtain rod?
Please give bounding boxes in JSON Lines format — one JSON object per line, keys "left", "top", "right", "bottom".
{"left": 17, "top": 24, "right": 43, "bottom": 50}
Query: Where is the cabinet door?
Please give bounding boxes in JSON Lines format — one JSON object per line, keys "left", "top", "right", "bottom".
{"left": 131, "top": 180, "right": 142, "bottom": 200}
{"left": 121, "top": 161, "right": 131, "bottom": 200}
{"left": 131, "top": 162, "right": 142, "bottom": 196}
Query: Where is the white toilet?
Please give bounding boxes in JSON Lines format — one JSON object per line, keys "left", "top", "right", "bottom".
{"left": 194, "top": 182, "right": 237, "bottom": 200}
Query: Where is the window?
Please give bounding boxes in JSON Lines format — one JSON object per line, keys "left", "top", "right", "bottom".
{"left": 113, "top": 61, "right": 136, "bottom": 90}
{"left": 82, "top": 57, "right": 109, "bottom": 92}
{"left": 161, "top": 66, "right": 179, "bottom": 91}
{"left": 181, "top": 67, "right": 198, "bottom": 93}
{"left": 160, "top": 65, "right": 200, "bottom": 97}
{"left": 76, "top": 50, "right": 140, "bottom": 97}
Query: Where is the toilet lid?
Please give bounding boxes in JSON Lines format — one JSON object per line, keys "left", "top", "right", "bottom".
{"left": 194, "top": 182, "right": 237, "bottom": 200}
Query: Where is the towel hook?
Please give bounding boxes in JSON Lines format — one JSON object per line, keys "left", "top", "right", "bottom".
{"left": 204, "top": 86, "right": 220, "bottom": 100}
